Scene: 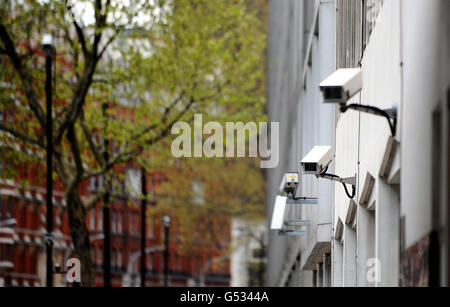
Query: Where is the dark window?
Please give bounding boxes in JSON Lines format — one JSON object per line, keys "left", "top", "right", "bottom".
{"left": 0, "top": 196, "right": 3, "bottom": 220}
{"left": 6, "top": 197, "right": 13, "bottom": 219}
{"left": 336, "top": 0, "right": 384, "bottom": 68}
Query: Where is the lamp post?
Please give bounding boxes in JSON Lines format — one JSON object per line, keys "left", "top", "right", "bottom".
{"left": 102, "top": 102, "right": 111, "bottom": 287}
{"left": 42, "top": 33, "right": 54, "bottom": 288}
{"left": 163, "top": 215, "right": 170, "bottom": 287}
{"left": 140, "top": 167, "right": 147, "bottom": 287}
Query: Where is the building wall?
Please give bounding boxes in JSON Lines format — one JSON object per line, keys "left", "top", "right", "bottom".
{"left": 267, "top": 0, "right": 449, "bottom": 287}
{"left": 267, "top": 0, "right": 335, "bottom": 287}
{"left": 266, "top": 0, "right": 304, "bottom": 286}
{"left": 231, "top": 219, "right": 266, "bottom": 287}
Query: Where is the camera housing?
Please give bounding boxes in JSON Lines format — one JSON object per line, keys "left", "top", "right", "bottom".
{"left": 278, "top": 172, "right": 299, "bottom": 199}
{"left": 300, "top": 146, "right": 333, "bottom": 175}
{"left": 319, "top": 68, "right": 362, "bottom": 104}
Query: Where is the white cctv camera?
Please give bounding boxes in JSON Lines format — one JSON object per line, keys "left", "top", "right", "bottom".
{"left": 278, "top": 172, "right": 299, "bottom": 199}
{"left": 319, "top": 68, "right": 362, "bottom": 104}
{"left": 300, "top": 146, "right": 333, "bottom": 175}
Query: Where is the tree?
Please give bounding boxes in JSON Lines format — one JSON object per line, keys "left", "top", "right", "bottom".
{"left": 0, "top": 0, "right": 265, "bottom": 285}
{"left": 152, "top": 157, "right": 266, "bottom": 251}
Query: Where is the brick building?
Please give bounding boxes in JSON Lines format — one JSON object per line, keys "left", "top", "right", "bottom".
{"left": 0, "top": 57, "right": 231, "bottom": 288}
{"left": 0, "top": 160, "right": 231, "bottom": 287}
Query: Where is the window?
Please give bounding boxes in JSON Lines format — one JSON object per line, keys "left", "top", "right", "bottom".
{"left": 147, "top": 254, "right": 153, "bottom": 272}
{"left": 125, "top": 168, "right": 141, "bottom": 197}
{"left": 6, "top": 197, "right": 13, "bottom": 219}
{"left": 132, "top": 250, "right": 138, "bottom": 273}
{"left": 129, "top": 212, "right": 138, "bottom": 234}
{"left": 97, "top": 209, "right": 103, "bottom": 231}
{"left": 97, "top": 247, "right": 103, "bottom": 265}
{"left": 336, "top": 0, "right": 384, "bottom": 68}
{"left": 0, "top": 196, "right": 3, "bottom": 220}
{"left": 191, "top": 180, "right": 205, "bottom": 205}
{"left": 112, "top": 248, "right": 116, "bottom": 268}
{"left": 88, "top": 177, "right": 97, "bottom": 192}
{"left": 148, "top": 217, "right": 154, "bottom": 239}
{"left": 117, "top": 212, "right": 123, "bottom": 233}
{"left": 111, "top": 211, "right": 116, "bottom": 233}
{"left": 90, "top": 209, "right": 96, "bottom": 231}
{"left": 128, "top": 213, "right": 133, "bottom": 234}
{"left": 90, "top": 246, "right": 95, "bottom": 263}
{"left": 55, "top": 214, "right": 62, "bottom": 228}
{"left": 117, "top": 250, "right": 122, "bottom": 269}
{"left": 98, "top": 176, "right": 104, "bottom": 190}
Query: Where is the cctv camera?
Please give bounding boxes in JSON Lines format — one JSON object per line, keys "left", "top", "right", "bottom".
{"left": 278, "top": 172, "right": 299, "bottom": 198}
{"left": 319, "top": 68, "right": 362, "bottom": 103}
{"left": 300, "top": 146, "right": 333, "bottom": 175}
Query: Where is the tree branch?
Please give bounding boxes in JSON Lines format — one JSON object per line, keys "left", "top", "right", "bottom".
{"left": 66, "top": 124, "right": 84, "bottom": 197}
{"left": 0, "top": 23, "right": 46, "bottom": 127}
{"left": 0, "top": 122, "right": 45, "bottom": 148}
{"left": 73, "top": 20, "right": 88, "bottom": 57}
{"left": 56, "top": 0, "right": 113, "bottom": 145}
{"left": 98, "top": 28, "right": 121, "bottom": 60}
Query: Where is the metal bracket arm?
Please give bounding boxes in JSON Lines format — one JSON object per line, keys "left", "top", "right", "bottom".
{"left": 286, "top": 197, "right": 318, "bottom": 205}
{"left": 278, "top": 230, "right": 306, "bottom": 236}
{"left": 316, "top": 174, "right": 356, "bottom": 186}
{"left": 285, "top": 220, "right": 312, "bottom": 227}
{"left": 340, "top": 104, "right": 398, "bottom": 136}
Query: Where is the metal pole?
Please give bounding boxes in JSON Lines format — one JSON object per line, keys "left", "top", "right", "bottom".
{"left": 44, "top": 45, "right": 53, "bottom": 288}
{"left": 163, "top": 216, "right": 170, "bottom": 287}
{"left": 102, "top": 102, "right": 111, "bottom": 287}
{"left": 140, "top": 167, "right": 147, "bottom": 287}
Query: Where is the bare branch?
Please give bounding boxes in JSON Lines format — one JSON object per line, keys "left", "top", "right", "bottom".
{"left": 98, "top": 28, "right": 121, "bottom": 60}
{"left": 73, "top": 20, "right": 88, "bottom": 57}
{"left": 80, "top": 117, "right": 104, "bottom": 166}
{"left": 0, "top": 122, "right": 45, "bottom": 148}
{"left": 56, "top": 0, "right": 113, "bottom": 144}
{"left": 0, "top": 23, "right": 46, "bottom": 127}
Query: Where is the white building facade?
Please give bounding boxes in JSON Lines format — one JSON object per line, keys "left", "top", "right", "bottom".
{"left": 267, "top": 0, "right": 449, "bottom": 287}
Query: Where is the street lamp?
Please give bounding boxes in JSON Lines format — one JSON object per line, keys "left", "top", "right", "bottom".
{"left": 163, "top": 215, "right": 170, "bottom": 287}
{"left": 140, "top": 167, "right": 147, "bottom": 287}
{"left": 102, "top": 102, "right": 111, "bottom": 288}
{"left": 42, "top": 33, "right": 54, "bottom": 288}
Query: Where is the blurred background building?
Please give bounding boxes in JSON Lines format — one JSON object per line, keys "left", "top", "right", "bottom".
{"left": 266, "top": 0, "right": 449, "bottom": 287}
{"left": 0, "top": 164, "right": 230, "bottom": 287}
